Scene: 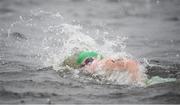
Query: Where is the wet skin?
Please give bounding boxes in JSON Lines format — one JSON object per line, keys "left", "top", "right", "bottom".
{"left": 83, "top": 58, "right": 142, "bottom": 83}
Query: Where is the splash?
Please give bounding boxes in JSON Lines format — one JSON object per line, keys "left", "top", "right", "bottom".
{"left": 42, "top": 23, "right": 148, "bottom": 86}
{"left": 41, "top": 22, "right": 131, "bottom": 70}
{"left": 4, "top": 9, "right": 148, "bottom": 86}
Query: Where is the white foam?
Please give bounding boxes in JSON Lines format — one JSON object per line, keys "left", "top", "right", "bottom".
{"left": 39, "top": 23, "right": 148, "bottom": 86}
{"left": 7, "top": 9, "right": 148, "bottom": 86}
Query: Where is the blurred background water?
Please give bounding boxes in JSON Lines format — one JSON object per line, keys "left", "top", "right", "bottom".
{"left": 0, "top": 0, "right": 180, "bottom": 104}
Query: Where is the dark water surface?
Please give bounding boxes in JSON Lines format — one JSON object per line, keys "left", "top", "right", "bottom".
{"left": 0, "top": 0, "right": 180, "bottom": 104}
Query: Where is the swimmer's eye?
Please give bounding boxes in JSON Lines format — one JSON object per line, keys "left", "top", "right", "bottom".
{"left": 85, "top": 58, "right": 94, "bottom": 64}
{"left": 81, "top": 58, "right": 94, "bottom": 67}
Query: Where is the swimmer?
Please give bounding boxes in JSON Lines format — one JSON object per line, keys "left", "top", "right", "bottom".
{"left": 62, "top": 50, "right": 144, "bottom": 83}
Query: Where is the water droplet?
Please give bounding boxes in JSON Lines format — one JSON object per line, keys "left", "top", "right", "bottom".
{"left": 170, "top": 40, "right": 174, "bottom": 43}
{"left": 47, "top": 98, "right": 51, "bottom": 104}
{"left": 176, "top": 54, "right": 179, "bottom": 57}
{"left": 156, "top": 0, "right": 160, "bottom": 4}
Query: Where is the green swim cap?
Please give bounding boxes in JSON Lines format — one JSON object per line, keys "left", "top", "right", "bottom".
{"left": 76, "top": 51, "right": 102, "bottom": 65}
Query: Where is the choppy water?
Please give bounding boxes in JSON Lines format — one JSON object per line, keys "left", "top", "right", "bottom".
{"left": 0, "top": 0, "right": 180, "bottom": 104}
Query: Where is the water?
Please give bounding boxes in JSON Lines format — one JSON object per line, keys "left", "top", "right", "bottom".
{"left": 0, "top": 0, "right": 180, "bottom": 104}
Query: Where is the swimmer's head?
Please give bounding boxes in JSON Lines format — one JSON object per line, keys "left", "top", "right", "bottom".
{"left": 62, "top": 51, "right": 102, "bottom": 69}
